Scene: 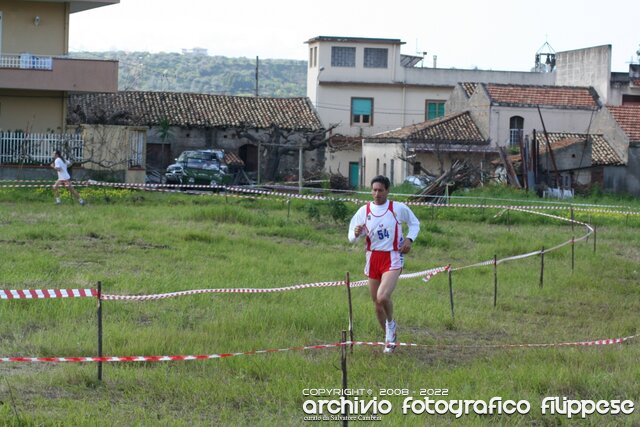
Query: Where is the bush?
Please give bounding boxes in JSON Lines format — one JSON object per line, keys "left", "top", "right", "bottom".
{"left": 326, "top": 198, "right": 349, "bottom": 223}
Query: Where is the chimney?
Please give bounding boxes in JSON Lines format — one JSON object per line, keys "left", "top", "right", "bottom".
{"left": 433, "top": 55, "right": 437, "bottom": 68}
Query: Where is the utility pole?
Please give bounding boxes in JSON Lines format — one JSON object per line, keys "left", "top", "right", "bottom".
{"left": 255, "top": 56, "right": 259, "bottom": 97}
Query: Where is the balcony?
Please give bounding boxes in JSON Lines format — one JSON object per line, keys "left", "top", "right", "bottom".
{"left": 0, "top": 54, "right": 118, "bottom": 92}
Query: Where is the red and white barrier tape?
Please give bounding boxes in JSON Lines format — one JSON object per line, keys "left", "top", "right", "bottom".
{"left": 0, "top": 288, "right": 96, "bottom": 300}
{"left": 70, "top": 181, "right": 640, "bottom": 216}
{"left": 101, "top": 266, "right": 449, "bottom": 301}
{"left": 1, "top": 335, "right": 634, "bottom": 363}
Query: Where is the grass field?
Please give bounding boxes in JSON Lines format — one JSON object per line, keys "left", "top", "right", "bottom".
{"left": 0, "top": 185, "right": 639, "bottom": 426}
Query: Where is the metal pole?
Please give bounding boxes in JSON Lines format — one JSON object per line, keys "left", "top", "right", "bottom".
{"left": 287, "top": 199, "right": 291, "bottom": 220}
{"left": 507, "top": 207, "right": 511, "bottom": 232}
{"left": 345, "top": 273, "right": 354, "bottom": 353}
{"left": 97, "top": 281, "right": 103, "bottom": 381}
{"left": 448, "top": 269, "right": 455, "bottom": 319}
{"left": 340, "top": 330, "right": 348, "bottom": 427}
{"left": 539, "top": 246, "right": 545, "bottom": 288}
{"left": 593, "top": 226, "right": 597, "bottom": 253}
{"left": 493, "top": 255, "right": 498, "bottom": 307}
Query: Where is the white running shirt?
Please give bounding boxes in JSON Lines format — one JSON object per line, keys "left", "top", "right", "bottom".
{"left": 54, "top": 157, "right": 71, "bottom": 180}
{"left": 348, "top": 200, "right": 420, "bottom": 251}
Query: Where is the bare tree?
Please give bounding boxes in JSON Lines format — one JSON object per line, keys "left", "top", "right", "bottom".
{"left": 236, "top": 123, "right": 338, "bottom": 181}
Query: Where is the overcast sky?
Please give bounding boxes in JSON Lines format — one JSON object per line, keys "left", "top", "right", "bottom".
{"left": 69, "top": 0, "right": 639, "bottom": 72}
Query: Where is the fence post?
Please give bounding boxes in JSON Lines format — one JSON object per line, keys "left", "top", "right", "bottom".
{"left": 507, "top": 207, "right": 511, "bottom": 232}
{"left": 287, "top": 199, "right": 291, "bottom": 220}
{"left": 340, "top": 330, "right": 348, "bottom": 427}
{"left": 345, "top": 272, "right": 354, "bottom": 353}
{"left": 570, "top": 207, "right": 574, "bottom": 233}
{"left": 448, "top": 269, "right": 455, "bottom": 319}
{"left": 571, "top": 236, "right": 575, "bottom": 273}
{"left": 593, "top": 226, "right": 597, "bottom": 253}
{"left": 97, "top": 281, "right": 103, "bottom": 382}
{"left": 493, "top": 255, "right": 498, "bottom": 308}
{"left": 539, "top": 247, "right": 545, "bottom": 288}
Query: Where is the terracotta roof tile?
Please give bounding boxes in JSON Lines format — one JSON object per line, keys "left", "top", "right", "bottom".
{"left": 368, "top": 111, "right": 487, "bottom": 144}
{"left": 484, "top": 84, "right": 599, "bottom": 109}
{"left": 607, "top": 105, "right": 640, "bottom": 142}
{"left": 67, "top": 91, "right": 323, "bottom": 131}
{"left": 540, "top": 132, "right": 623, "bottom": 166}
{"left": 461, "top": 82, "right": 478, "bottom": 98}
{"left": 224, "top": 152, "right": 245, "bottom": 166}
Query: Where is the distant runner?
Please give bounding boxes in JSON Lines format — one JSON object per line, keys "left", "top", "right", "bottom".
{"left": 52, "top": 150, "right": 85, "bottom": 206}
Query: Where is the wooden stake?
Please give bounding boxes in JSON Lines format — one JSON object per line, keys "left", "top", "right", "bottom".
{"left": 97, "top": 281, "right": 103, "bottom": 382}
{"left": 539, "top": 247, "right": 545, "bottom": 288}
{"left": 570, "top": 207, "right": 574, "bottom": 232}
{"left": 571, "top": 236, "right": 575, "bottom": 273}
{"left": 493, "top": 255, "right": 498, "bottom": 307}
{"left": 448, "top": 269, "right": 455, "bottom": 318}
{"left": 345, "top": 273, "right": 354, "bottom": 353}
{"left": 340, "top": 330, "right": 348, "bottom": 427}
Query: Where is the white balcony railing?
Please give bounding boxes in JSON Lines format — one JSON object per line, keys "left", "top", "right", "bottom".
{"left": 0, "top": 53, "right": 53, "bottom": 70}
{"left": 0, "top": 132, "right": 83, "bottom": 165}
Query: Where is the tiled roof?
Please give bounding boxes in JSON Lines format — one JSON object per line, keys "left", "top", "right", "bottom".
{"left": 607, "top": 105, "right": 640, "bottom": 142}
{"left": 224, "top": 152, "right": 245, "bottom": 167}
{"left": 328, "top": 135, "right": 361, "bottom": 151}
{"left": 368, "top": 111, "right": 487, "bottom": 144}
{"left": 461, "top": 82, "right": 478, "bottom": 98}
{"left": 540, "top": 132, "right": 623, "bottom": 166}
{"left": 483, "top": 84, "right": 599, "bottom": 109}
{"left": 67, "top": 91, "right": 323, "bottom": 131}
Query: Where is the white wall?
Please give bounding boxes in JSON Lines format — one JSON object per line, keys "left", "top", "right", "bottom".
{"left": 556, "top": 45, "right": 611, "bottom": 104}
{"left": 489, "top": 106, "right": 597, "bottom": 147}
{"left": 362, "top": 141, "right": 406, "bottom": 186}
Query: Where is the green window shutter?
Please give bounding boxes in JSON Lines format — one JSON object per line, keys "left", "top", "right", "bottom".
{"left": 352, "top": 98, "right": 372, "bottom": 115}
{"left": 427, "top": 103, "right": 437, "bottom": 120}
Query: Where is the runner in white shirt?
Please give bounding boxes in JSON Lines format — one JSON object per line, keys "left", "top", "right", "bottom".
{"left": 52, "top": 150, "right": 85, "bottom": 205}
{"left": 348, "top": 175, "right": 420, "bottom": 353}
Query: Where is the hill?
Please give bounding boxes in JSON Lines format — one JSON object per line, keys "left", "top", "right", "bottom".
{"left": 71, "top": 51, "right": 308, "bottom": 97}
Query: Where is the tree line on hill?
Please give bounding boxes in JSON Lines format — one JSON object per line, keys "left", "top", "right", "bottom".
{"left": 71, "top": 51, "right": 308, "bottom": 97}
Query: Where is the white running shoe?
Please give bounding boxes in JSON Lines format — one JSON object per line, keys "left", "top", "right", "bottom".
{"left": 383, "top": 320, "right": 397, "bottom": 354}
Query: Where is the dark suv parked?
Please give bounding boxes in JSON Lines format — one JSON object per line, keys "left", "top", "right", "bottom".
{"left": 164, "top": 149, "right": 231, "bottom": 187}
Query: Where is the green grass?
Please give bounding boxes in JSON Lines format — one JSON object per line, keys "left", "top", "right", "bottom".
{"left": 0, "top": 187, "right": 639, "bottom": 426}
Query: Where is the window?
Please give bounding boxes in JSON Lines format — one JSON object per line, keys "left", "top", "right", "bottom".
{"left": 390, "top": 159, "right": 394, "bottom": 184}
{"left": 383, "top": 162, "right": 387, "bottom": 177}
{"left": 376, "top": 158, "right": 380, "bottom": 175}
{"left": 413, "top": 162, "right": 422, "bottom": 175}
{"left": 129, "top": 130, "right": 145, "bottom": 167}
{"left": 309, "top": 47, "right": 318, "bottom": 68}
{"left": 331, "top": 46, "right": 356, "bottom": 67}
{"left": 364, "top": 48, "right": 388, "bottom": 68}
{"left": 351, "top": 98, "right": 373, "bottom": 125}
{"left": 509, "top": 116, "right": 524, "bottom": 147}
{"left": 426, "top": 101, "right": 445, "bottom": 120}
